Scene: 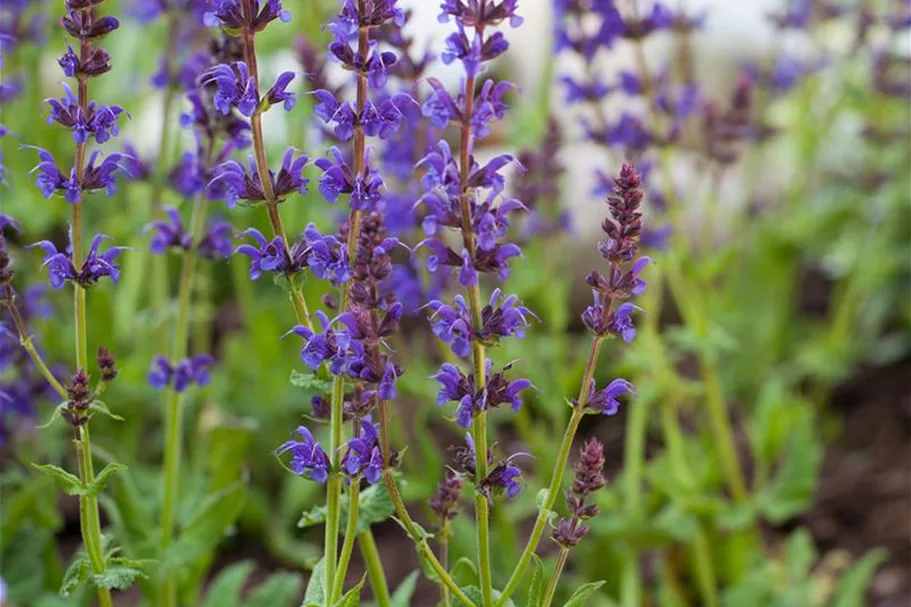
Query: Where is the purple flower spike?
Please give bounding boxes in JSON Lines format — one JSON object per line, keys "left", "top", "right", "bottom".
{"left": 235, "top": 228, "right": 290, "bottom": 279}
{"left": 30, "top": 233, "right": 126, "bottom": 289}
{"left": 264, "top": 71, "right": 297, "bottom": 111}
{"left": 585, "top": 378, "right": 635, "bottom": 415}
{"left": 274, "top": 426, "right": 330, "bottom": 483}
{"left": 341, "top": 419, "right": 384, "bottom": 484}
{"left": 433, "top": 361, "right": 532, "bottom": 428}
{"left": 30, "top": 148, "right": 124, "bottom": 203}
{"left": 314, "top": 147, "right": 384, "bottom": 211}
{"left": 147, "top": 354, "right": 216, "bottom": 393}
{"left": 198, "top": 62, "right": 259, "bottom": 117}
{"left": 205, "top": 0, "right": 291, "bottom": 33}
{"left": 210, "top": 149, "right": 308, "bottom": 207}
{"left": 145, "top": 206, "right": 192, "bottom": 254}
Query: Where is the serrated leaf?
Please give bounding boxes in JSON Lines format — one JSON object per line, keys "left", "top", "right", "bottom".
{"left": 303, "top": 557, "right": 326, "bottom": 607}
{"left": 83, "top": 463, "right": 128, "bottom": 498}
{"left": 831, "top": 549, "right": 887, "bottom": 607}
{"left": 298, "top": 483, "right": 394, "bottom": 535}
{"left": 562, "top": 581, "right": 605, "bottom": 607}
{"left": 88, "top": 400, "right": 124, "bottom": 421}
{"left": 166, "top": 480, "right": 246, "bottom": 570}
{"left": 246, "top": 571, "right": 302, "bottom": 607}
{"left": 90, "top": 565, "right": 148, "bottom": 590}
{"left": 290, "top": 369, "right": 334, "bottom": 393}
{"left": 527, "top": 554, "right": 545, "bottom": 607}
{"left": 201, "top": 560, "right": 256, "bottom": 607}
{"left": 31, "top": 464, "right": 84, "bottom": 496}
{"left": 59, "top": 556, "right": 90, "bottom": 597}
{"left": 334, "top": 574, "right": 366, "bottom": 607}
{"left": 450, "top": 557, "right": 479, "bottom": 587}
{"left": 390, "top": 570, "right": 419, "bottom": 607}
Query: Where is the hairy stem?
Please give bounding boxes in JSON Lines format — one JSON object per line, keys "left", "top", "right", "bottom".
{"left": 440, "top": 519, "right": 451, "bottom": 607}
{"left": 540, "top": 548, "right": 569, "bottom": 607}
{"left": 241, "top": 31, "right": 313, "bottom": 330}
{"left": 72, "top": 56, "right": 112, "bottom": 607}
{"left": 325, "top": 10, "right": 371, "bottom": 594}
{"left": 1, "top": 285, "right": 67, "bottom": 398}
{"left": 455, "top": 68, "right": 494, "bottom": 607}
{"left": 380, "top": 469, "right": 478, "bottom": 607}
{"left": 76, "top": 426, "right": 113, "bottom": 607}
{"left": 331, "top": 480, "right": 361, "bottom": 603}
{"left": 358, "top": 531, "right": 392, "bottom": 607}
{"left": 495, "top": 336, "right": 603, "bottom": 607}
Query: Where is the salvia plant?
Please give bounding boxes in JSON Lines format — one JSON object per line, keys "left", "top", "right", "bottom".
{"left": 0, "top": 0, "right": 908, "bottom": 606}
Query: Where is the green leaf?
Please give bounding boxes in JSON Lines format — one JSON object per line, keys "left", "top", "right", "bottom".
{"left": 166, "top": 480, "right": 246, "bottom": 569}
{"left": 527, "top": 554, "right": 545, "bottom": 607}
{"left": 390, "top": 570, "right": 419, "bottom": 607}
{"left": 831, "top": 549, "right": 887, "bottom": 607}
{"left": 84, "top": 463, "right": 128, "bottom": 498}
{"left": 200, "top": 560, "right": 255, "bottom": 607}
{"left": 303, "top": 557, "right": 326, "bottom": 607}
{"left": 454, "top": 586, "right": 484, "bottom": 607}
{"left": 90, "top": 565, "right": 148, "bottom": 590}
{"left": 290, "top": 369, "right": 334, "bottom": 393}
{"left": 299, "top": 483, "right": 394, "bottom": 535}
{"left": 298, "top": 504, "right": 328, "bottom": 529}
{"left": 354, "top": 482, "right": 395, "bottom": 533}
{"left": 246, "top": 571, "right": 303, "bottom": 607}
{"left": 59, "top": 556, "right": 90, "bottom": 597}
{"left": 450, "top": 557, "right": 479, "bottom": 587}
{"left": 31, "top": 464, "right": 84, "bottom": 496}
{"left": 333, "top": 574, "right": 366, "bottom": 607}
{"left": 783, "top": 528, "right": 816, "bottom": 577}
{"left": 88, "top": 400, "right": 124, "bottom": 421}
{"left": 562, "top": 581, "right": 606, "bottom": 607}
{"left": 417, "top": 546, "right": 442, "bottom": 584}
{"left": 653, "top": 503, "right": 699, "bottom": 542}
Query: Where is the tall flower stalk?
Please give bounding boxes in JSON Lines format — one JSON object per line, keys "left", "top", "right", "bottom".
{"left": 496, "top": 165, "right": 646, "bottom": 606}
{"left": 19, "top": 1, "right": 130, "bottom": 605}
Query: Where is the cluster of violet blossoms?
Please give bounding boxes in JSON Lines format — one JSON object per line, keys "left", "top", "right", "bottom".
{"left": 418, "top": 0, "right": 538, "bottom": 499}
{"left": 276, "top": 0, "right": 413, "bottom": 485}
{"left": 29, "top": 0, "right": 128, "bottom": 289}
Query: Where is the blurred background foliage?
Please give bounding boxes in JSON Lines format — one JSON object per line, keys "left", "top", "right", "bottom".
{"left": 1, "top": 0, "right": 909, "bottom": 606}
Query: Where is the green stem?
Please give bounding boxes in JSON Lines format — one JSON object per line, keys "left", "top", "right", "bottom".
{"left": 70, "top": 59, "right": 112, "bottom": 607}
{"left": 325, "top": 11, "right": 370, "bottom": 594}
{"left": 440, "top": 520, "right": 452, "bottom": 607}
{"left": 160, "top": 181, "right": 213, "bottom": 606}
{"left": 380, "top": 470, "right": 478, "bottom": 607}
{"left": 455, "top": 62, "right": 493, "bottom": 606}
{"left": 540, "top": 548, "right": 569, "bottom": 607}
{"left": 331, "top": 480, "right": 361, "bottom": 603}
{"left": 495, "top": 337, "right": 603, "bottom": 607}
{"left": 358, "top": 531, "right": 392, "bottom": 607}
{"left": 240, "top": 28, "right": 313, "bottom": 331}
{"left": 703, "top": 362, "right": 747, "bottom": 502}
{"left": 1, "top": 285, "right": 67, "bottom": 398}
{"left": 76, "top": 426, "right": 114, "bottom": 607}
